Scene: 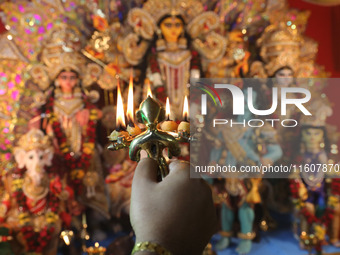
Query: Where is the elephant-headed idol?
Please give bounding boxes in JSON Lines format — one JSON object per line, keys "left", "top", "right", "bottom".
{"left": 4, "top": 129, "right": 72, "bottom": 254}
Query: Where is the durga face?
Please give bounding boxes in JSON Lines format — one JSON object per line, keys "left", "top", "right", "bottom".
{"left": 159, "top": 16, "right": 184, "bottom": 44}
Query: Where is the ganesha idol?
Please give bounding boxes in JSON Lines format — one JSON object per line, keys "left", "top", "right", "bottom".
{"left": 0, "top": 129, "right": 72, "bottom": 255}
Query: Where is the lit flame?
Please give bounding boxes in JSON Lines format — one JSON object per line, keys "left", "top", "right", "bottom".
{"left": 63, "top": 235, "right": 70, "bottom": 246}
{"left": 166, "top": 97, "right": 170, "bottom": 120}
{"left": 95, "top": 242, "right": 99, "bottom": 248}
{"left": 183, "top": 96, "right": 189, "bottom": 120}
{"left": 116, "top": 79, "right": 126, "bottom": 129}
{"left": 61, "top": 230, "right": 73, "bottom": 246}
{"left": 147, "top": 79, "right": 153, "bottom": 97}
{"left": 127, "top": 72, "right": 134, "bottom": 123}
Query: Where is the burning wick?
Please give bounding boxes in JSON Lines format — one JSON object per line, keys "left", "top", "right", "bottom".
{"left": 127, "top": 71, "right": 135, "bottom": 127}
{"left": 147, "top": 79, "right": 153, "bottom": 98}
{"left": 126, "top": 71, "right": 141, "bottom": 136}
{"left": 116, "top": 78, "right": 126, "bottom": 131}
{"left": 182, "top": 95, "right": 189, "bottom": 122}
{"left": 108, "top": 79, "right": 128, "bottom": 141}
{"left": 160, "top": 97, "right": 178, "bottom": 132}
{"left": 166, "top": 97, "right": 171, "bottom": 121}
{"left": 178, "top": 96, "right": 190, "bottom": 134}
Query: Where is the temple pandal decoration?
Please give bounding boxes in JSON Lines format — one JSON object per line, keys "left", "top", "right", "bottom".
{"left": 0, "top": 0, "right": 339, "bottom": 254}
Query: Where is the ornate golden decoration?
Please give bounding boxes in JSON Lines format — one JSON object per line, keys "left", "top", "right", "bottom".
{"left": 157, "top": 50, "right": 191, "bottom": 66}
{"left": 89, "top": 31, "right": 111, "bottom": 53}
{"left": 32, "top": 214, "right": 48, "bottom": 232}
{"left": 82, "top": 63, "right": 102, "bottom": 88}
{"left": 30, "top": 25, "right": 103, "bottom": 91}
{"left": 22, "top": 173, "right": 49, "bottom": 201}
{"left": 258, "top": 24, "right": 301, "bottom": 76}
{"left": 128, "top": 8, "right": 157, "bottom": 40}
{"left": 192, "top": 32, "right": 227, "bottom": 61}
{"left": 53, "top": 97, "right": 84, "bottom": 117}
{"left": 122, "top": 33, "right": 149, "bottom": 65}
{"left": 186, "top": 12, "right": 220, "bottom": 39}
{"left": 29, "top": 64, "right": 50, "bottom": 91}
{"left": 53, "top": 96, "right": 84, "bottom": 154}
{"left": 0, "top": 34, "right": 29, "bottom": 63}
{"left": 14, "top": 129, "right": 52, "bottom": 152}
{"left": 142, "top": 0, "right": 204, "bottom": 24}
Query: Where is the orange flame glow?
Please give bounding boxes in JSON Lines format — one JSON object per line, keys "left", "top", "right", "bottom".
{"left": 166, "top": 97, "right": 170, "bottom": 120}
{"left": 183, "top": 96, "right": 189, "bottom": 121}
{"left": 116, "top": 79, "right": 126, "bottom": 129}
{"left": 127, "top": 72, "right": 134, "bottom": 123}
{"left": 147, "top": 80, "right": 153, "bottom": 98}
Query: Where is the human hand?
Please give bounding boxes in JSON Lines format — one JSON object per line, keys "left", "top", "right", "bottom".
{"left": 130, "top": 158, "right": 217, "bottom": 255}
{"left": 76, "top": 109, "right": 90, "bottom": 126}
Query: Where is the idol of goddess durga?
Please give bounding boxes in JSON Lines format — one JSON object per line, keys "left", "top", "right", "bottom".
{"left": 148, "top": 12, "right": 200, "bottom": 120}
{"left": 121, "top": 0, "right": 227, "bottom": 119}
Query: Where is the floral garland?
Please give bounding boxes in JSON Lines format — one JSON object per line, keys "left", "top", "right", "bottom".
{"left": 12, "top": 166, "right": 60, "bottom": 253}
{"left": 45, "top": 96, "right": 97, "bottom": 193}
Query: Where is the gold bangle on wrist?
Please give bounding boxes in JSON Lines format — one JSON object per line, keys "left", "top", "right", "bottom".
{"left": 132, "top": 241, "right": 172, "bottom": 255}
